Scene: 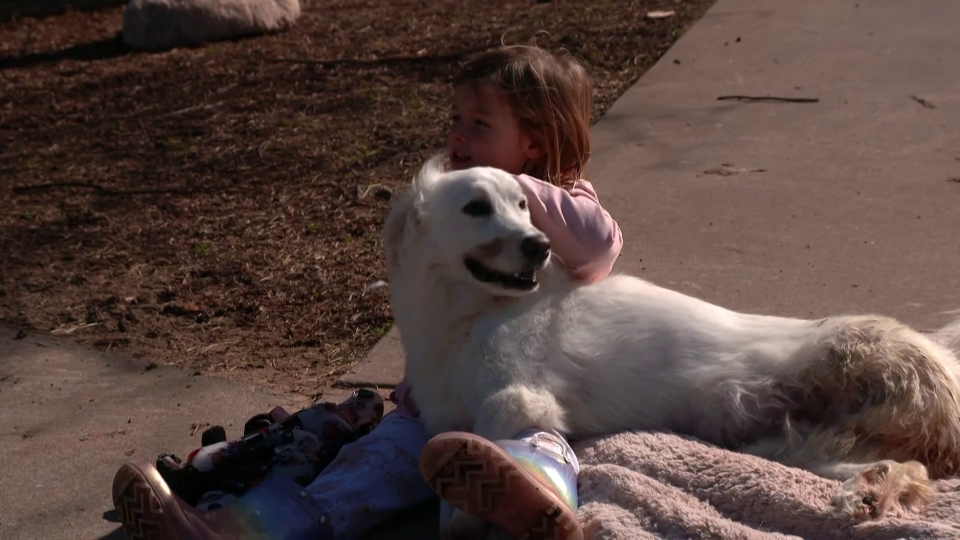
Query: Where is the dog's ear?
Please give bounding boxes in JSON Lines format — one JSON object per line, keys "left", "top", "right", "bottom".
{"left": 381, "top": 188, "right": 421, "bottom": 272}
{"left": 381, "top": 154, "right": 445, "bottom": 271}
{"left": 413, "top": 152, "right": 446, "bottom": 191}
{"left": 382, "top": 189, "right": 416, "bottom": 245}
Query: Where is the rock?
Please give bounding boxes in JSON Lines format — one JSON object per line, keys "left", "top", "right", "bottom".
{"left": 122, "top": 0, "right": 301, "bottom": 51}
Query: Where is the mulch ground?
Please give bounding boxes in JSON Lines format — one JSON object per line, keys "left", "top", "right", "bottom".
{"left": 0, "top": 0, "right": 713, "bottom": 398}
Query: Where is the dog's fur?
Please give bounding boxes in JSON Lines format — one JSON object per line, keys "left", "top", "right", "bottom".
{"left": 383, "top": 155, "right": 960, "bottom": 522}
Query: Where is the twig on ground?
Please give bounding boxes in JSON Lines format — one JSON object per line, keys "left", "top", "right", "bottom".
{"left": 362, "top": 280, "right": 389, "bottom": 297}
{"left": 11, "top": 182, "right": 224, "bottom": 196}
{"left": 325, "top": 362, "right": 357, "bottom": 378}
{"left": 717, "top": 95, "right": 819, "bottom": 103}
{"left": 909, "top": 95, "right": 936, "bottom": 109}
{"left": 359, "top": 183, "right": 384, "bottom": 199}
{"left": 51, "top": 322, "right": 100, "bottom": 335}
{"left": 158, "top": 101, "right": 225, "bottom": 119}
{"left": 698, "top": 163, "right": 767, "bottom": 177}
{"left": 108, "top": 100, "right": 224, "bottom": 123}
{"left": 263, "top": 42, "right": 502, "bottom": 68}
{"left": 188, "top": 341, "right": 238, "bottom": 354}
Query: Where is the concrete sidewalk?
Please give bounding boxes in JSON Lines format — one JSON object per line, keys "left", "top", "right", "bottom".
{"left": 0, "top": 322, "right": 431, "bottom": 540}
{"left": 0, "top": 325, "right": 333, "bottom": 540}
{"left": 589, "top": 0, "right": 960, "bottom": 326}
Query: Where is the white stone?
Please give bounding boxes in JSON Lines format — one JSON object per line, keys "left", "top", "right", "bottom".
{"left": 122, "top": 0, "right": 301, "bottom": 51}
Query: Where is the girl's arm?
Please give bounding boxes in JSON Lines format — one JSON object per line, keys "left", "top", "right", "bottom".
{"left": 515, "top": 174, "right": 624, "bottom": 282}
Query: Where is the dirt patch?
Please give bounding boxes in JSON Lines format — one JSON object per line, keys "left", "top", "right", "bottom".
{"left": 0, "top": 0, "right": 714, "bottom": 397}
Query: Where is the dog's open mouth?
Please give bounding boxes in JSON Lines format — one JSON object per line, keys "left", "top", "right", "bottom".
{"left": 464, "top": 258, "right": 539, "bottom": 291}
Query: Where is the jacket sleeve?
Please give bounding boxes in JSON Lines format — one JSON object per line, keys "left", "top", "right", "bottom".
{"left": 515, "top": 174, "right": 624, "bottom": 282}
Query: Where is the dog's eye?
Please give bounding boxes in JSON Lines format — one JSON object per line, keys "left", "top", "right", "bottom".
{"left": 462, "top": 200, "right": 493, "bottom": 217}
{"left": 519, "top": 199, "right": 527, "bottom": 211}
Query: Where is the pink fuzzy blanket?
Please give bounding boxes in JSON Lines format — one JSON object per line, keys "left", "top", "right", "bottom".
{"left": 572, "top": 432, "right": 960, "bottom": 539}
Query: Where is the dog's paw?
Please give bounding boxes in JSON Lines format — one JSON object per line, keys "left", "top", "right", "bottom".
{"left": 831, "top": 460, "right": 933, "bottom": 519}
{"left": 445, "top": 508, "right": 491, "bottom": 540}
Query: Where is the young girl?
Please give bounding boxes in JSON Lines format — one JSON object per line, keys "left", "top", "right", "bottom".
{"left": 414, "top": 45, "right": 622, "bottom": 540}
{"left": 112, "top": 44, "right": 622, "bottom": 540}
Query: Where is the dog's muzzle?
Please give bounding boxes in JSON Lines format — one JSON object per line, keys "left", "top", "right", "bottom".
{"left": 464, "top": 235, "right": 549, "bottom": 291}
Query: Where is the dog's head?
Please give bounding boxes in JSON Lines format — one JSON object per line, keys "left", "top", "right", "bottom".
{"left": 382, "top": 155, "right": 551, "bottom": 297}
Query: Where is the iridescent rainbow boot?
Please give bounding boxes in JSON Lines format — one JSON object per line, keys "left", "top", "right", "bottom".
{"left": 419, "top": 429, "right": 583, "bottom": 540}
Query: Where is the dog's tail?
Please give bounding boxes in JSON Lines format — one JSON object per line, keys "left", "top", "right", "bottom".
{"left": 776, "top": 316, "right": 960, "bottom": 478}
{"left": 931, "top": 314, "right": 960, "bottom": 357}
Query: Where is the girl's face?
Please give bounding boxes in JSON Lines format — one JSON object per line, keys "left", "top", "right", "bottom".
{"left": 447, "top": 82, "right": 542, "bottom": 175}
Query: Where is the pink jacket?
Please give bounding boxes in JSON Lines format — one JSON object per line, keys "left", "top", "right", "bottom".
{"left": 514, "top": 174, "right": 623, "bottom": 283}
{"left": 391, "top": 174, "right": 624, "bottom": 413}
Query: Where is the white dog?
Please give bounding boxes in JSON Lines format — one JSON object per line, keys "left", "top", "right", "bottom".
{"left": 382, "top": 155, "right": 960, "bottom": 524}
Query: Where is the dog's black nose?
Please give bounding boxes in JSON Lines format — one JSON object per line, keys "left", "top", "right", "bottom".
{"left": 521, "top": 236, "right": 551, "bottom": 263}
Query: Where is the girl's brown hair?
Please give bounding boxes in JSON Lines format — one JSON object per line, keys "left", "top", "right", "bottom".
{"left": 454, "top": 45, "right": 593, "bottom": 189}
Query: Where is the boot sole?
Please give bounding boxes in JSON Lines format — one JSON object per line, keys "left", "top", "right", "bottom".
{"left": 112, "top": 462, "right": 184, "bottom": 540}
{"left": 419, "top": 432, "right": 583, "bottom": 540}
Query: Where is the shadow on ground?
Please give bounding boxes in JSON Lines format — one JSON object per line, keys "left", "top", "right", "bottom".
{"left": 0, "top": 32, "right": 129, "bottom": 70}
{"left": 0, "top": 0, "right": 126, "bottom": 21}
{"left": 98, "top": 527, "right": 128, "bottom": 540}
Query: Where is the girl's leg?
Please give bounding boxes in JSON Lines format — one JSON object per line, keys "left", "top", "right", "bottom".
{"left": 113, "top": 389, "right": 434, "bottom": 540}
{"left": 155, "top": 389, "right": 385, "bottom": 508}
{"left": 304, "top": 395, "right": 438, "bottom": 539}
{"left": 419, "top": 428, "right": 583, "bottom": 540}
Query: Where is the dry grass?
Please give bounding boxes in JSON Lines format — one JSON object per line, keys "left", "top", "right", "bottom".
{"left": 0, "top": 0, "right": 714, "bottom": 397}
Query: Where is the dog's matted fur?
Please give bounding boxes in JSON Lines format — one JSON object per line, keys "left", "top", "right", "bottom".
{"left": 382, "top": 155, "right": 960, "bottom": 521}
